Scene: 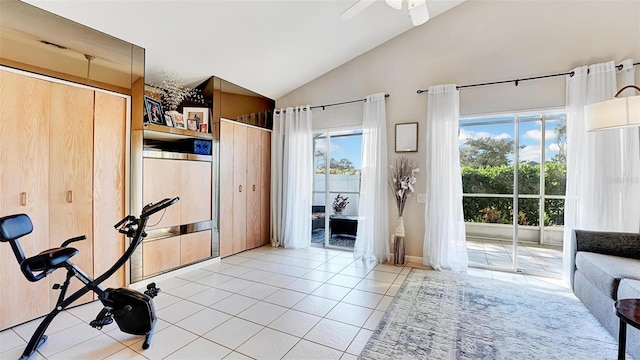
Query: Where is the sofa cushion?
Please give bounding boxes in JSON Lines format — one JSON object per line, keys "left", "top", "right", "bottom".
{"left": 619, "top": 278, "right": 640, "bottom": 300}
{"left": 575, "top": 251, "right": 640, "bottom": 300}
{"left": 574, "top": 230, "right": 640, "bottom": 259}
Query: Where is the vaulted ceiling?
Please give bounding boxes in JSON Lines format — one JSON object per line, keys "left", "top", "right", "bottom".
{"left": 23, "top": 0, "right": 465, "bottom": 99}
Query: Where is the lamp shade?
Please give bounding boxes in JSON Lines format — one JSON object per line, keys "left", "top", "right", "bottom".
{"left": 584, "top": 86, "right": 640, "bottom": 131}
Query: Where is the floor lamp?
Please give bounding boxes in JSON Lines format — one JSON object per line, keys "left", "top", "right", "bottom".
{"left": 584, "top": 84, "right": 640, "bottom": 233}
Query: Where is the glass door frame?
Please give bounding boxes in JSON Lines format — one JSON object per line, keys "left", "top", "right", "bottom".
{"left": 312, "top": 126, "right": 362, "bottom": 250}
{"left": 460, "top": 109, "right": 566, "bottom": 277}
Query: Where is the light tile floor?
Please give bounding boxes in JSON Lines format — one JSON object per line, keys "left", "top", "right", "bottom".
{"left": 467, "top": 238, "right": 563, "bottom": 277}
{"left": 0, "top": 245, "right": 568, "bottom": 360}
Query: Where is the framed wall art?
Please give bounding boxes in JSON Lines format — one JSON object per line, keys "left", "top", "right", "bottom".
{"left": 395, "top": 122, "right": 418, "bottom": 152}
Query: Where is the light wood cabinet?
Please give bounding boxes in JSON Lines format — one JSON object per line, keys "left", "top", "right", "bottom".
{"left": 48, "top": 83, "right": 95, "bottom": 307}
{"left": 181, "top": 230, "right": 212, "bottom": 265}
{"left": 0, "top": 69, "right": 128, "bottom": 330}
{"left": 220, "top": 119, "right": 271, "bottom": 257}
{"left": 0, "top": 71, "right": 52, "bottom": 330}
{"left": 141, "top": 157, "right": 213, "bottom": 277}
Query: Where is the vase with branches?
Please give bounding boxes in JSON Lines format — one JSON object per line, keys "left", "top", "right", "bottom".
{"left": 389, "top": 156, "right": 419, "bottom": 236}
{"left": 332, "top": 194, "right": 349, "bottom": 215}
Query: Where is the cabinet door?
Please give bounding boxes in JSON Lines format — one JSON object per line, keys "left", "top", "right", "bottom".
{"left": 260, "top": 130, "right": 271, "bottom": 246}
{"left": 180, "top": 230, "right": 212, "bottom": 265}
{"left": 49, "top": 83, "right": 94, "bottom": 307}
{"left": 0, "top": 71, "right": 51, "bottom": 330}
{"left": 233, "top": 124, "right": 248, "bottom": 253}
{"left": 143, "top": 158, "right": 182, "bottom": 229}
{"left": 182, "top": 160, "right": 212, "bottom": 225}
{"left": 219, "top": 121, "right": 234, "bottom": 257}
{"left": 93, "top": 92, "right": 126, "bottom": 289}
{"left": 142, "top": 237, "right": 180, "bottom": 277}
{"left": 246, "top": 127, "right": 261, "bottom": 249}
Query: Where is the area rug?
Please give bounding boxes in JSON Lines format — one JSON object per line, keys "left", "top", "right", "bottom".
{"left": 360, "top": 269, "right": 628, "bottom": 360}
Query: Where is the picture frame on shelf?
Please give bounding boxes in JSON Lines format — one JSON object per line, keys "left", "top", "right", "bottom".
{"left": 164, "top": 114, "right": 173, "bottom": 127}
{"left": 144, "top": 96, "right": 165, "bottom": 125}
{"left": 166, "top": 110, "right": 185, "bottom": 129}
{"left": 183, "top": 107, "right": 209, "bottom": 133}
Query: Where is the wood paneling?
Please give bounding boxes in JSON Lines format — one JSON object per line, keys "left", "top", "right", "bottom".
{"left": 93, "top": 92, "right": 126, "bottom": 289}
{"left": 180, "top": 230, "right": 212, "bottom": 265}
{"left": 143, "top": 158, "right": 182, "bottom": 229}
{"left": 219, "top": 120, "right": 271, "bottom": 256}
{"left": 246, "top": 127, "right": 261, "bottom": 249}
{"left": 219, "top": 121, "right": 234, "bottom": 257}
{"left": 0, "top": 70, "right": 51, "bottom": 330}
{"left": 261, "top": 130, "right": 271, "bottom": 246}
{"left": 232, "top": 124, "right": 248, "bottom": 254}
{"left": 142, "top": 237, "right": 180, "bottom": 277}
{"left": 49, "top": 83, "right": 94, "bottom": 307}
{"left": 181, "top": 160, "right": 212, "bottom": 225}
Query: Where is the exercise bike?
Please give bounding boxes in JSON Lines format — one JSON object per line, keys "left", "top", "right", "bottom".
{"left": 0, "top": 197, "right": 179, "bottom": 360}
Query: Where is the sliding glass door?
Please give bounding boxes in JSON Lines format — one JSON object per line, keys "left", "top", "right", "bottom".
{"left": 460, "top": 112, "right": 566, "bottom": 277}
{"left": 311, "top": 129, "right": 362, "bottom": 250}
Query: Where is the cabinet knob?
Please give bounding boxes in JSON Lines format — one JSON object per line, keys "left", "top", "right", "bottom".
{"left": 20, "top": 192, "right": 27, "bottom": 206}
{"left": 239, "top": 185, "right": 242, "bottom": 192}
{"left": 253, "top": 184, "right": 256, "bottom": 192}
{"left": 67, "top": 190, "right": 73, "bottom": 203}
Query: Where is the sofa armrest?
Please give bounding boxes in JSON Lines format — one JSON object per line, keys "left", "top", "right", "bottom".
{"left": 574, "top": 230, "right": 640, "bottom": 259}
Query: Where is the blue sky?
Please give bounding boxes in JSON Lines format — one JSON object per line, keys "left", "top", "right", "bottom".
{"left": 459, "top": 113, "right": 566, "bottom": 162}
{"left": 314, "top": 131, "right": 363, "bottom": 169}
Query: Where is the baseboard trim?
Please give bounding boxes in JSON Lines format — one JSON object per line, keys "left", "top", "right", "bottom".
{"left": 129, "top": 257, "right": 221, "bottom": 291}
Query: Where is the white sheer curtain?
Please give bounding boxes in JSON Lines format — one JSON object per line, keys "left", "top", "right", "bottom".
{"left": 423, "top": 84, "right": 468, "bottom": 272}
{"left": 563, "top": 60, "right": 640, "bottom": 281}
{"left": 270, "top": 106, "right": 313, "bottom": 249}
{"left": 354, "top": 93, "right": 389, "bottom": 263}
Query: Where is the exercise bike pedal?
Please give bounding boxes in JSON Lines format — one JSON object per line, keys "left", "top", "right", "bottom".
{"left": 144, "top": 282, "right": 161, "bottom": 298}
{"left": 89, "top": 316, "right": 113, "bottom": 330}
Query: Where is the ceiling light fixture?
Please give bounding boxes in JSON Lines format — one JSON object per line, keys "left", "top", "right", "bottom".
{"left": 341, "top": 0, "right": 430, "bottom": 26}
{"left": 584, "top": 85, "right": 640, "bottom": 131}
{"left": 407, "top": 0, "right": 430, "bottom": 26}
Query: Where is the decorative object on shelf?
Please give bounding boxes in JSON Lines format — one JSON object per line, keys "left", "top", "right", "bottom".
{"left": 395, "top": 122, "right": 418, "bottom": 152}
{"left": 389, "top": 156, "right": 419, "bottom": 265}
{"left": 332, "top": 194, "right": 349, "bottom": 215}
{"left": 163, "top": 114, "right": 173, "bottom": 127}
{"left": 183, "top": 107, "right": 209, "bottom": 133}
{"left": 166, "top": 110, "right": 185, "bottom": 129}
{"left": 148, "top": 71, "right": 205, "bottom": 112}
{"left": 144, "top": 96, "right": 165, "bottom": 125}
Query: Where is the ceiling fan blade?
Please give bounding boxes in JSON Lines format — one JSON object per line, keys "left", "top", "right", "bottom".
{"left": 340, "top": 0, "right": 376, "bottom": 20}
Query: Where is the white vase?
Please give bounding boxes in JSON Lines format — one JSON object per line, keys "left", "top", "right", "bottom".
{"left": 395, "top": 216, "right": 405, "bottom": 236}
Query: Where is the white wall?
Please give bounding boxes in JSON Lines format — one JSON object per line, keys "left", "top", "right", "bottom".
{"left": 276, "top": 0, "right": 640, "bottom": 259}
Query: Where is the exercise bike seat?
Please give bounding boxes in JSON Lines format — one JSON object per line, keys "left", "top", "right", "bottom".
{"left": 21, "top": 247, "right": 79, "bottom": 281}
{"left": 0, "top": 213, "right": 78, "bottom": 282}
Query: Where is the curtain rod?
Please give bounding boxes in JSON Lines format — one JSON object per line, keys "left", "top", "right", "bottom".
{"left": 416, "top": 62, "right": 640, "bottom": 94}
{"left": 310, "top": 93, "right": 389, "bottom": 110}
{"left": 275, "top": 94, "right": 390, "bottom": 114}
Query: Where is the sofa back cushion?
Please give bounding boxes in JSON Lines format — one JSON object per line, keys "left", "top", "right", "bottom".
{"left": 575, "top": 230, "right": 640, "bottom": 259}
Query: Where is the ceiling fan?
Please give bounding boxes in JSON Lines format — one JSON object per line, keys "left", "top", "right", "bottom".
{"left": 341, "top": 0, "right": 430, "bottom": 26}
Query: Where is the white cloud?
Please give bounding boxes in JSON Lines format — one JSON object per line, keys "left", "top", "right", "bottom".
{"left": 459, "top": 128, "right": 511, "bottom": 144}
{"left": 548, "top": 143, "right": 560, "bottom": 152}
{"left": 519, "top": 145, "right": 541, "bottom": 162}
{"left": 523, "top": 129, "right": 554, "bottom": 141}
{"left": 314, "top": 140, "right": 342, "bottom": 155}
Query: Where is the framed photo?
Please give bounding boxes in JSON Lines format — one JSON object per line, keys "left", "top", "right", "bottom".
{"left": 164, "top": 114, "right": 173, "bottom": 127}
{"left": 183, "top": 107, "right": 209, "bottom": 133}
{"left": 144, "top": 96, "right": 165, "bottom": 125}
{"left": 166, "top": 110, "right": 185, "bottom": 129}
{"left": 395, "top": 122, "right": 418, "bottom": 152}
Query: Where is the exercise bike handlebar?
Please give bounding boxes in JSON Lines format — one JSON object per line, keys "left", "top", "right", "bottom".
{"left": 141, "top": 197, "right": 180, "bottom": 219}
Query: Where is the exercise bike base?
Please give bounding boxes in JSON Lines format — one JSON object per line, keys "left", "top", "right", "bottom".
{"left": 19, "top": 334, "right": 47, "bottom": 360}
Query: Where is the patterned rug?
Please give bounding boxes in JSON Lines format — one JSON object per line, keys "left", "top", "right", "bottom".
{"left": 360, "top": 269, "right": 628, "bottom": 360}
{"left": 311, "top": 229, "right": 355, "bottom": 249}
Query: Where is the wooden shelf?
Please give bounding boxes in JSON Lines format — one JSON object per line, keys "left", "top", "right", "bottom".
{"left": 143, "top": 123, "right": 213, "bottom": 141}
